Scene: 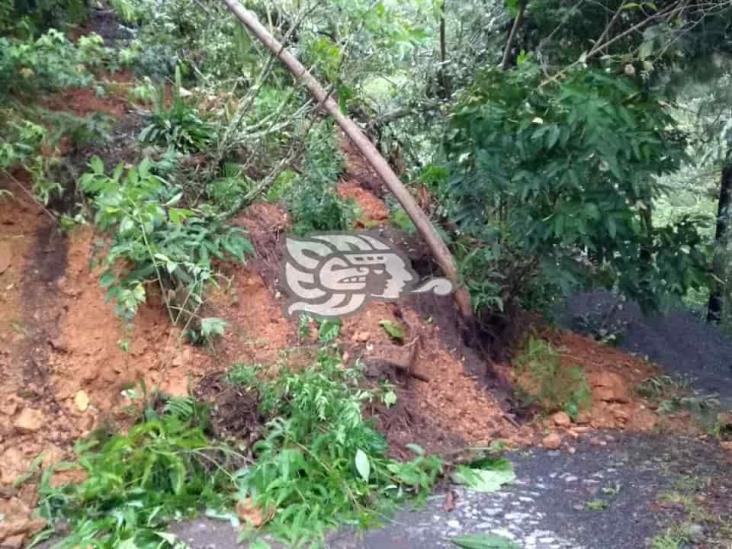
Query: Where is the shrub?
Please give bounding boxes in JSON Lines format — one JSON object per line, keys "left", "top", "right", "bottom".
{"left": 35, "top": 397, "right": 238, "bottom": 548}
{"left": 287, "top": 120, "right": 357, "bottom": 235}
{"left": 0, "top": 29, "right": 93, "bottom": 99}
{"left": 37, "top": 350, "right": 442, "bottom": 547}
{"left": 207, "top": 163, "right": 252, "bottom": 213}
{"left": 444, "top": 62, "right": 709, "bottom": 312}
{"left": 139, "top": 68, "right": 215, "bottom": 153}
{"left": 233, "top": 350, "right": 442, "bottom": 545}
{"left": 79, "top": 156, "right": 252, "bottom": 333}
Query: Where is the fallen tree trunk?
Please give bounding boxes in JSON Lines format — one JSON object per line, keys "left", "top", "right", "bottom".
{"left": 221, "top": 0, "right": 473, "bottom": 321}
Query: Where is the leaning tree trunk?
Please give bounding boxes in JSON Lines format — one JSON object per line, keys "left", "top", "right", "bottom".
{"left": 222, "top": 0, "right": 473, "bottom": 320}
{"left": 707, "top": 157, "right": 732, "bottom": 323}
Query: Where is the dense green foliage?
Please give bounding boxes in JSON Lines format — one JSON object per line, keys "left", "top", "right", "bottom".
{"left": 79, "top": 156, "right": 252, "bottom": 335}
{"left": 139, "top": 68, "right": 216, "bottom": 153}
{"left": 233, "top": 351, "right": 441, "bottom": 545}
{"left": 287, "top": 120, "right": 357, "bottom": 235}
{"left": 36, "top": 399, "right": 233, "bottom": 547}
{"left": 0, "top": 0, "right": 729, "bottom": 545}
{"left": 445, "top": 64, "right": 708, "bottom": 311}
{"left": 37, "top": 347, "right": 441, "bottom": 547}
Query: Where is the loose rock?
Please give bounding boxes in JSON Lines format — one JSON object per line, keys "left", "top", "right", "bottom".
{"left": 551, "top": 411, "right": 571, "bottom": 427}
{"left": 542, "top": 433, "right": 562, "bottom": 450}
{"left": 13, "top": 408, "right": 43, "bottom": 433}
{"left": 74, "top": 390, "right": 89, "bottom": 412}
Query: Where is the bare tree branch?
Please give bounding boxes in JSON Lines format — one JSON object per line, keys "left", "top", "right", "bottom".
{"left": 501, "top": 1, "right": 526, "bottom": 70}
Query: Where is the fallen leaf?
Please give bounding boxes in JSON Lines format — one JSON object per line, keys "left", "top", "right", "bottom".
{"left": 442, "top": 489, "right": 457, "bottom": 512}
{"left": 379, "top": 320, "right": 405, "bottom": 343}
{"left": 355, "top": 448, "right": 371, "bottom": 482}
{"left": 236, "top": 497, "right": 270, "bottom": 528}
{"left": 450, "top": 459, "right": 516, "bottom": 493}
{"left": 451, "top": 533, "right": 520, "bottom": 549}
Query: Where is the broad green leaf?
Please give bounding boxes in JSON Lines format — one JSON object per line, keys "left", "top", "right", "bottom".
{"left": 355, "top": 449, "right": 370, "bottom": 482}
{"left": 451, "top": 533, "right": 520, "bottom": 549}
{"left": 379, "top": 320, "right": 405, "bottom": 342}
{"left": 318, "top": 319, "right": 341, "bottom": 343}
{"left": 89, "top": 155, "right": 104, "bottom": 174}
{"left": 451, "top": 462, "right": 516, "bottom": 492}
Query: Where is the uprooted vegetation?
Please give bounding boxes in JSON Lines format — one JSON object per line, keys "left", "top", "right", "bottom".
{"left": 1, "top": 0, "right": 731, "bottom": 547}
{"left": 35, "top": 346, "right": 443, "bottom": 547}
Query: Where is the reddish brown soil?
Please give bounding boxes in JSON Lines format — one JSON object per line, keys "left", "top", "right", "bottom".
{"left": 206, "top": 267, "right": 295, "bottom": 367}
{"left": 0, "top": 179, "right": 213, "bottom": 545}
{"left": 0, "top": 176, "right": 72, "bottom": 544}
{"left": 337, "top": 180, "right": 389, "bottom": 226}
{"left": 341, "top": 301, "right": 535, "bottom": 457}
{"left": 50, "top": 227, "right": 214, "bottom": 408}
{"left": 339, "top": 134, "right": 386, "bottom": 196}
{"left": 41, "top": 86, "right": 128, "bottom": 119}
{"left": 497, "top": 331, "right": 661, "bottom": 448}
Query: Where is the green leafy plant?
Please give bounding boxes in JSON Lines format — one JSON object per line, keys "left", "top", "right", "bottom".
{"left": 288, "top": 120, "right": 357, "bottom": 235}
{"left": 658, "top": 393, "right": 720, "bottom": 417}
{"left": 445, "top": 63, "right": 709, "bottom": 312}
{"left": 451, "top": 533, "right": 520, "bottom": 549}
{"left": 389, "top": 206, "right": 416, "bottom": 234}
{"left": 514, "top": 337, "right": 592, "bottom": 419}
{"left": 0, "top": 0, "right": 88, "bottom": 34}
{"left": 207, "top": 162, "right": 252, "bottom": 213}
{"left": 232, "top": 349, "right": 443, "bottom": 545}
{"left": 636, "top": 375, "right": 689, "bottom": 400}
{"left": 317, "top": 318, "right": 341, "bottom": 343}
{"left": 139, "top": 67, "right": 215, "bottom": 153}
{"left": 450, "top": 456, "right": 515, "bottom": 493}
{"left": 128, "top": 76, "right": 156, "bottom": 104}
{"left": 379, "top": 319, "right": 406, "bottom": 343}
{"left": 35, "top": 398, "right": 239, "bottom": 547}
{"left": 79, "top": 156, "right": 252, "bottom": 334}
{"left": 0, "top": 116, "right": 46, "bottom": 170}
{"left": 0, "top": 29, "right": 93, "bottom": 99}
{"left": 265, "top": 169, "right": 298, "bottom": 203}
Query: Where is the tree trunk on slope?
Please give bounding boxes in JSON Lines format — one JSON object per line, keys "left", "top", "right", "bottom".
{"left": 707, "top": 157, "right": 732, "bottom": 323}
{"left": 221, "top": 0, "right": 474, "bottom": 321}
{"left": 437, "top": 0, "right": 449, "bottom": 99}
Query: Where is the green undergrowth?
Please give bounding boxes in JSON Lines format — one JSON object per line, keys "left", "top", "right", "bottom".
{"left": 0, "top": 28, "right": 119, "bottom": 208}
{"left": 513, "top": 336, "right": 592, "bottom": 420}
{"left": 286, "top": 120, "right": 358, "bottom": 235}
{"left": 79, "top": 155, "right": 252, "bottom": 339}
{"left": 636, "top": 375, "right": 722, "bottom": 433}
{"left": 35, "top": 347, "right": 443, "bottom": 548}
{"left": 232, "top": 351, "right": 442, "bottom": 545}
{"left": 34, "top": 398, "right": 237, "bottom": 548}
